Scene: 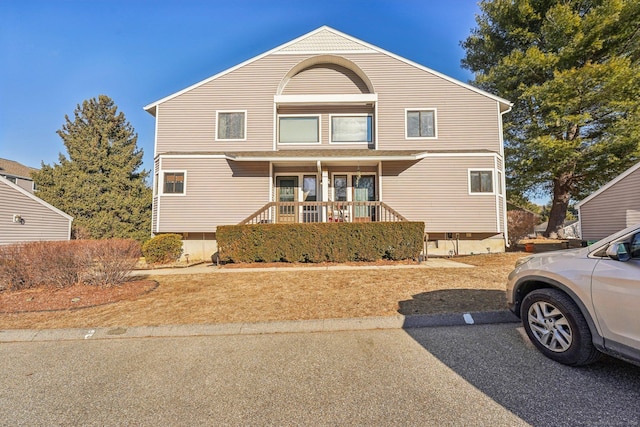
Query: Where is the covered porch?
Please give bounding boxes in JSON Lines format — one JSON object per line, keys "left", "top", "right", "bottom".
{"left": 226, "top": 149, "right": 425, "bottom": 225}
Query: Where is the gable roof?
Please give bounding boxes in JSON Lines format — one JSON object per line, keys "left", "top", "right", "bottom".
{"left": 0, "top": 158, "right": 37, "bottom": 180}
{"left": 144, "top": 26, "right": 512, "bottom": 115}
{"left": 0, "top": 175, "right": 73, "bottom": 222}
{"left": 576, "top": 161, "right": 640, "bottom": 208}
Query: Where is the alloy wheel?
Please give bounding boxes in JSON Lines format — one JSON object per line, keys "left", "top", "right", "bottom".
{"left": 527, "top": 301, "right": 573, "bottom": 352}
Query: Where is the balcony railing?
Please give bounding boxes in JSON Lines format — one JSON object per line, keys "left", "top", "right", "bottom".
{"left": 240, "top": 201, "right": 408, "bottom": 225}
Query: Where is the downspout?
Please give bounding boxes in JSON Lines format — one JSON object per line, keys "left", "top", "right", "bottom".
{"left": 499, "top": 101, "right": 513, "bottom": 248}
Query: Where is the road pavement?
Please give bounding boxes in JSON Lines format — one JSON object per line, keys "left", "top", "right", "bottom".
{"left": 2, "top": 324, "right": 639, "bottom": 426}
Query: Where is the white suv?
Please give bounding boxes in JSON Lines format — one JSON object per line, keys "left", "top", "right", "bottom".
{"left": 507, "top": 223, "right": 640, "bottom": 366}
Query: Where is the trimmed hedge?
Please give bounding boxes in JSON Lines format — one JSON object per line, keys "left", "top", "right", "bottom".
{"left": 217, "top": 222, "right": 425, "bottom": 263}
{"left": 142, "top": 234, "right": 183, "bottom": 264}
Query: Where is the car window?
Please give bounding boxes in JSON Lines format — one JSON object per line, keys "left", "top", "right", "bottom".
{"left": 631, "top": 233, "right": 640, "bottom": 259}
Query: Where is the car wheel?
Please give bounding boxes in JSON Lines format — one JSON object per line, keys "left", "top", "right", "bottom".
{"left": 520, "top": 288, "right": 601, "bottom": 366}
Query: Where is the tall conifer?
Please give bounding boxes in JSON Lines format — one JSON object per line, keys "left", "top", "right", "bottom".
{"left": 462, "top": 0, "right": 640, "bottom": 235}
{"left": 33, "top": 95, "right": 152, "bottom": 241}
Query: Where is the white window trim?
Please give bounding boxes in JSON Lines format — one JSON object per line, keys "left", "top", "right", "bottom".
{"left": 215, "top": 110, "right": 247, "bottom": 141}
{"left": 329, "top": 114, "right": 373, "bottom": 145}
{"left": 468, "top": 168, "right": 496, "bottom": 195}
{"left": 277, "top": 114, "right": 322, "bottom": 145}
{"left": 160, "top": 170, "right": 187, "bottom": 196}
{"left": 405, "top": 108, "right": 438, "bottom": 140}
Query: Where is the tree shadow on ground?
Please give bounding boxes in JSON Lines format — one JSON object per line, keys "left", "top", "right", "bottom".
{"left": 398, "top": 289, "right": 508, "bottom": 316}
{"left": 403, "top": 323, "right": 640, "bottom": 426}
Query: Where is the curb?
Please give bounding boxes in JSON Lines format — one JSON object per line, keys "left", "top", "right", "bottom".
{"left": 0, "top": 310, "right": 520, "bottom": 343}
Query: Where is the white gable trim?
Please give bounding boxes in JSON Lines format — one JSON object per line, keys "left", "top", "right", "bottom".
{"left": 0, "top": 175, "right": 74, "bottom": 221}
{"left": 576, "top": 161, "right": 640, "bottom": 208}
{"left": 144, "top": 26, "right": 512, "bottom": 113}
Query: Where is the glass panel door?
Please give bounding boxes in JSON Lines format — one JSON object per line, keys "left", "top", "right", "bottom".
{"left": 276, "top": 176, "right": 298, "bottom": 223}
{"left": 353, "top": 175, "right": 375, "bottom": 222}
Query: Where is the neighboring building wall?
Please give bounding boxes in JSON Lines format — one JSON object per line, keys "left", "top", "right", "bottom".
{"left": 0, "top": 179, "right": 71, "bottom": 244}
{"left": 579, "top": 166, "right": 640, "bottom": 241}
{"left": 9, "top": 177, "right": 35, "bottom": 193}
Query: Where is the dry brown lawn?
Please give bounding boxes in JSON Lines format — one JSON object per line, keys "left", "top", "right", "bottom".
{"left": 0, "top": 252, "right": 527, "bottom": 330}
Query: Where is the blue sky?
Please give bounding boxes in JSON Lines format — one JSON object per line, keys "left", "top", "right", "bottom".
{"left": 1, "top": 0, "right": 481, "bottom": 174}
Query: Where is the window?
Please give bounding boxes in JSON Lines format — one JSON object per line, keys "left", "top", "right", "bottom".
{"left": 469, "top": 170, "right": 494, "bottom": 194}
{"left": 163, "top": 172, "right": 185, "bottom": 194}
{"left": 331, "top": 115, "right": 372, "bottom": 143}
{"left": 406, "top": 109, "right": 436, "bottom": 138}
{"left": 217, "top": 111, "right": 245, "bottom": 140}
{"left": 279, "top": 116, "right": 319, "bottom": 143}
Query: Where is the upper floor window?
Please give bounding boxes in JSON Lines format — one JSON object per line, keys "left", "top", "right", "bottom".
{"left": 217, "top": 111, "right": 246, "bottom": 140}
{"left": 406, "top": 109, "right": 436, "bottom": 138}
{"left": 163, "top": 172, "right": 185, "bottom": 194}
{"left": 469, "top": 170, "right": 494, "bottom": 194}
{"left": 331, "top": 115, "right": 372, "bottom": 143}
{"left": 278, "top": 116, "right": 320, "bottom": 144}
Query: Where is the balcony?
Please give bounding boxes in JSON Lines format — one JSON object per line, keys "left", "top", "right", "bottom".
{"left": 240, "top": 201, "right": 408, "bottom": 225}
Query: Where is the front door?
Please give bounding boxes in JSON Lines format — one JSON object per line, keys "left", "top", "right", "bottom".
{"left": 353, "top": 175, "right": 375, "bottom": 222}
{"left": 276, "top": 176, "right": 298, "bottom": 223}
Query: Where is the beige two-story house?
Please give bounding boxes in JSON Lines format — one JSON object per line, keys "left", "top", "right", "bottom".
{"left": 144, "top": 26, "right": 512, "bottom": 259}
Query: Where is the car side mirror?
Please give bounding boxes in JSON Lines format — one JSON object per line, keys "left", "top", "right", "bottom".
{"left": 606, "top": 243, "right": 631, "bottom": 262}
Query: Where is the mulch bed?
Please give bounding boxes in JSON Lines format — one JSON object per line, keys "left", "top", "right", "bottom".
{"left": 0, "top": 280, "right": 158, "bottom": 314}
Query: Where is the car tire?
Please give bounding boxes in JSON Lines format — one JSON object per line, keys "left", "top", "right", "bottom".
{"left": 520, "top": 288, "right": 601, "bottom": 366}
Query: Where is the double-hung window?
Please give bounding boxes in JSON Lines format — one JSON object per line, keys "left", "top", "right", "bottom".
{"left": 163, "top": 172, "right": 185, "bottom": 194}
{"left": 406, "top": 109, "right": 436, "bottom": 138}
{"left": 331, "top": 115, "right": 372, "bottom": 143}
{"left": 217, "top": 111, "right": 246, "bottom": 140}
{"left": 278, "top": 116, "right": 320, "bottom": 144}
{"left": 469, "top": 170, "right": 494, "bottom": 194}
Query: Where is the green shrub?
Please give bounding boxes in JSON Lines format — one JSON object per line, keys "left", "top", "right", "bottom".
{"left": 217, "top": 222, "right": 424, "bottom": 264}
{"left": 141, "top": 234, "right": 184, "bottom": 264}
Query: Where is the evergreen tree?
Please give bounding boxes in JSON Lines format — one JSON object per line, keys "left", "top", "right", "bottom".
{"left": 462, "top": 0, "right": 640, "bottom": 236}
{"left": 33, "top": 95, "right": 152, "bottom": 241}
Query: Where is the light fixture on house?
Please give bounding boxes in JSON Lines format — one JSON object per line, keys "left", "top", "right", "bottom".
{"left": 13, "top": 214, "right": 25, "bottom": 225}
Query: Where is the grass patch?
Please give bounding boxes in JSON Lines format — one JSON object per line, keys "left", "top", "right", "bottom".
{"left": 0, "top": 253, "right": 527, "bottom": 330}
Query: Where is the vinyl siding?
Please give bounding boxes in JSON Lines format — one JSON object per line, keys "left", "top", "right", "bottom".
{"left": 0, "top": 181, "right": 71, "bottom": 244}
{"left": 156, "top": 55, "right": 302, "bottom": 153}
{"left": 579, "top": 167, "right": 640, "bottom": 240}
{"left": 157, "top": 158, "right": 270, "bottom": 232}
{"left": 156, "top": 52, "right": 502, "bottom": 154}
{"left": 382, "top": 157, "right": 499, "bottom": 233}
{"left": 348, "top": 54, "right": 501, "bottom": 152}
{"left": 283, "top": 63, "right": 370, "bottom": 94}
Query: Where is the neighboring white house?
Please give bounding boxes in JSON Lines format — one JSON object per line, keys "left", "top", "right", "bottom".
{"left": 0, "top": 174, "right": 73, "bottom": 245}
{"left": 577, "top": 161, "right": 640, "bottom": 241}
